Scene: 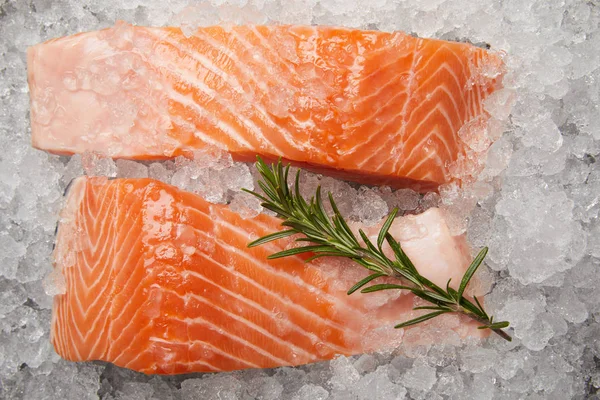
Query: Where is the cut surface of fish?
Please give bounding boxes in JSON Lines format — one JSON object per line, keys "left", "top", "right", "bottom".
{"left": 51, "top": 176, "right": 486, "bottom": 374}
{"left": 28, "top": 23, "right": 504, "bottom": 191}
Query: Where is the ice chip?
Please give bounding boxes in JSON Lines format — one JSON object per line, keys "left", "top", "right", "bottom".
{"left": 0, "top": 233, "right": 27, "bottom": 279}
{"left": 229, "top": 192, "right": 262, "bottom": 219}
{"left": 401, "top": 358, "right": 437, "bottom": 391}
{"left": 293, "top": 384, "right": 329, "bottom": 400}
{"left": 82, "top": 152, "right": 117, "bottom": 177}
{"left": 328, "top": 356, "right": 360, "bottom": 391}
{"left": 352, "top": 186, "right": 389, "bottom": 227}
{"left": 42, "top": 268, "right": 66, "bottom": 296}
{"left": 116, "top": 159, "right": 149, "bottom": 178}
{"left": 550, "top": 288, "right": 588, "bottom": 324}
{"left": 148, "top": 162, "right": 174, "bottom": 182}
{"left": 483, "top": 88, "right": 516, "bottom": 120}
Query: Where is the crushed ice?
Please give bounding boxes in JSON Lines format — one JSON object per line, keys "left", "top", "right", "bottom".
{"left": 0, "top": 0, "right": 599, "bottom": 398}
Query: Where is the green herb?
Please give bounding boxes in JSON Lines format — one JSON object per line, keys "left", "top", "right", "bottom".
{"left": 244, "top": 157, "right": 511, "bottom": 341}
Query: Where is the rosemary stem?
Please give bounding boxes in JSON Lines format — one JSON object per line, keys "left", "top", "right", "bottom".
{"left": 246, "top": 157, "right": 511, "bottom": 341}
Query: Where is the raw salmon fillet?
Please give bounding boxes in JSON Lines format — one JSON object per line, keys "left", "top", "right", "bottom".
{"left": 51, "top": 176, "right": 484, "bottom": 374}
{"left": 28, "top": 23, "right": 504, "bottom": 190}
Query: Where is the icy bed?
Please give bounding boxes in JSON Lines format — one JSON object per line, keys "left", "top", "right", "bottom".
{"left": 1, "top": 0, "right": 599, "bottom": 399}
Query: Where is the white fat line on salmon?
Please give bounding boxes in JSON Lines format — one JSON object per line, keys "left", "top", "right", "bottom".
{"left": 149, "top": 33, "right": 295, "bottom": 156}
{"left": 404, "top": 146, "right": 446, "bottom": 178}
{"left": 342, "top": 82, "right": 409, "bottom": 133}
{"left": 215, "top": 216, "right": 368, "bottom": 316}
{"left": 84, "top": 187, "right": 122, "bottom": 259}
{"left": 399, "top": 103, "right": 457, "bottom": 157}
{"left": 182, "top": 205, "right": 365, "bottom": 318}
{"left": 350, "top": 62, "right": 413, "bottom": 107}
{"left": 160, "top": 68, "right": 270, "bottom": 152}
{"left": 236, "top": 216, "right": 373, "bottom": 316}
{"left": 209, "top": 28, "right": 320, "bottom": 155}
{"left": 185, "top": 227, "right": 360, "bottom": 349}
{"left": 370, "top": 100, "right": 457, "bottom": 172}
{"left": 75, "top": 197, "right": 140, "bottom": 295}
{"left": 162, "top": 287, "right": 317, "bottom": 363}
{"left": 247, "top": 26, "right": 299, "bottom": 78}
{"left": 394, "top": 107, "right": 457, "bottom": 173}
{"left": 101, "top": 286, "right": 187, "bottom": 365}
{"left": 147, "top": 55, "right": 268, "bottom": 152}
{"left": 170, "top": 115, "right": 228, "bottom": 150}
{"left": 66, "top": 256, "right": 145, "bottom": 349}
{"left": 182, "top": 267, "right": 347, "bottom": 356}
{"left": 168, "top": 313, "right": 290, "bottom": 367}
{"left": 141, "top": 339, "right": 235, "bottom": 372}
{"left": 355, "top": 66, "right": 464, "bottom": 167}
{"left": 148, "top": 31, "right": 309, "bottom": 156}
{"left": 58, "top": 292, "right": 84, "bottom": 361}
{"left": 352, "top": 68, "right": 411, "bottom": 108}
{"left": 85, "top": 257, "right": 147, "bottom": 357}
{"left": 165, "top": 89, "right": 255, "bottom": 149}
{"left": 62, "top": 266, "right": 87, "bottom": 344}
{"left": 338, "top": 38, "right": 420, "bottom": 157}
{"left": 145, "top": 336, "right": 258, "bottom": 371}
{"left": 348, "top": 43, "right": 472, "bottom": 165}
{"left": 417, "top": 70, "right": 465, "bottom": 121}
{"left": 53, "top": 299, "right": 81, "bottom": 360}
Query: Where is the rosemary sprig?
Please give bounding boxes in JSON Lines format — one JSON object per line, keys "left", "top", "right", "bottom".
{"left": 243, "top": 157, "right": 511, "bottom": 341}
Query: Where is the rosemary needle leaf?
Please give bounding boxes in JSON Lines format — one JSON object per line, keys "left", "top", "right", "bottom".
{"left": 458, "top": 247, "right": 488, "bottom": 299}
{"left": 304, "top": 252, "right": 348, "bottom": 263}
{"left": 358, "top": 229, "right": 379, "bottom": 254}
{"left": 257, "top": 180, "right": 279, "bottom": 202}
{"left": 267, "top": 245, "right": 332, "bottom": 259}
{"left": 242, "top": 188, "right": 270, "bottom": 203}
{"left": 478, "top": 321, "right": 510, "bottom": 330}
{"left": 378, "top": 208, "right": 399, "bottom": 250}
{"left": 447, "top": 286, "right": 459, "bottom": 301}
{"left": 413, "top": 306, "right": 452, "bottom": 311}
{"left": 473, "top": 296, "right": 488, "bottom": 317}
{"left": 361, "top": 283, "right": 413, "bottom": 293}
{"left": 347, "top": 272, "right": 386, "bottom": 295}
{"left": 385, "top": 233, "right": 418, "bottom": 275}
{"left": 260, "top": 203, "right": 291, "bottom": 218}
{"left": 327, "top": 194, "right": 353, "bottom": 233}
{"left": 446, "top": 278, "right": 453, "bottom": 295}
{"left": 412, "top": 290, "right": 453, "bottom": 304}
{"left": 394, "top": 310, "right": 449, "bottom": 329}
{"left": 248, "top": 229, "right": 297, "bottom": 248}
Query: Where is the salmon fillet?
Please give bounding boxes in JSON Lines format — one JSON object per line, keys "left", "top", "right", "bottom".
{"left": 51, "top": 176, "right": 484, "bottom": 375}
{"left": 29, "top": 23, "right": 504, "bottom": 191}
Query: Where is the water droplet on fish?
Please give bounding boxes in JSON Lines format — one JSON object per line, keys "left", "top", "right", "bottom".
{"left": 315, "top": 342, "right": 330, "bottom": 356}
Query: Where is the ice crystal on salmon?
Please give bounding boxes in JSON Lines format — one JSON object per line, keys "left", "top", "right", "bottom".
{"left": 28, "top": 23, "right": 504, "bottom": 191}
{"left": 52, "top": 177, "right": 485, "bottom": 375}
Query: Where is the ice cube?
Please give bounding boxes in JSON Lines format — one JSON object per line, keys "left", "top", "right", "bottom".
{"left": 229, "top": 192, "right": 262, "bottom": 219}
{"left": 352, "top": 186, "right": 389, "bottom": 227}
{"left": 0, "top": 233, "right": 27, "bottom": 280}
{"left": 401, "top": 358, "right": 437, "bottom": 391}
{"left": 82, "top": 152, "right": 117, "bottom": 177}
{"left": 328, "top": 356, "right": 360, "bottom": 391}
{"left": 116, "top": 159, "right": 149, "bottom": 178}
{"left": 293, "top": 384, "right": 329, "bottom": 400}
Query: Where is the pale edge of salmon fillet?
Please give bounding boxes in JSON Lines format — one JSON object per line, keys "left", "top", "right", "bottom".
{"left": 50, "top": 176, "right": 487, "bottom": 375}
{"left": 28, "top": 23, "right": 504, "bottom": 191}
